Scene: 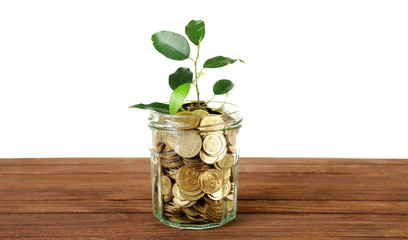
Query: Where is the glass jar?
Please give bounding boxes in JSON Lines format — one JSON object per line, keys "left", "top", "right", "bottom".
{"left": 148, "top": 102, "right": 242, "bottom": 229}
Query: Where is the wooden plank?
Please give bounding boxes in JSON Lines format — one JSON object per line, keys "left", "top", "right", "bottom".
{"left": 1, "top": 162, "right": 408, "bottom": 175}
{"left": 238, "top": 173, "right": 408, "bottom": 200}
{"left": 0, "top": 173, "right": 150, "bottom": 200}
{"left": 239, "top": 157, "right": 408, "bottom": 165}
{"left": 1, "top": 157, "right": 408, "bottom": 166}
{"left": 1, "top": 172, "right": 407, "bottom": 201}
{"left": 1, "top": 199, "right": 408, "bottom": 215}
{"left": 0, "top": 158, "right": 141, "bottom": 166}
{"left": 0, "top": 213, "right": 407, "bottom": 238}
{"left": 0, "top": 164, "right": 146, "bottom": 174}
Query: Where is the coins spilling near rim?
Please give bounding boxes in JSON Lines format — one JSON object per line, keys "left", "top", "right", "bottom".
{"left": 175, "top": 111, "right": 201, "bottom": 130}
{"left": 199, "top": 115, "right": 225, "bottom": 131}
{"left": 152, "top": 110, "right": 238, "bottom": 224}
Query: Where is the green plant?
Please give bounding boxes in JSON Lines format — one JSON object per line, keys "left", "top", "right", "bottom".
{"left": 129, "top": 20, "right": 244, "bottom": 115}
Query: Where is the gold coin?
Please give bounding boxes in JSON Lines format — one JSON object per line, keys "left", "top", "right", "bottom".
{"left": 176, "top": 165, "right": 201, "bottom": 191}
{"left": 160, "top": 151, "right": 183, "bottom": 168}
{"left": 168, "top": 215, "right": 196, "bottom": 224}
{"left": 182, "top": 157, "right": 210, "bottom": 172}
{"left": 199, "top": 151, "right": 218, "bottom": 164}
{"left": 216, "top": 148, "right": 227, "bottom": 162}
{"left": 171, "top": 184, "right": 186, "bottom": 201}
{"left": 164, "top": 168, "right": 178, "bottom": 179}
{"left": 221, "top": 168, "right": 231, "bottom": 182}
{"left": 208, "top": 180, "right": 231, "bottom": 200}
{"left": 165, "top": 131, "right": 202, "bottom": 158}
{"left": 171, "top": 185, "right": 197, "bottom": 208}
{"left": 192, "top": 109, "right": 209, "bottom": 116}
{"left": 207, "top": 190, "right": 223, "bottom": 200}
{"left": 226, "top": 199, "right": 234, "bottom": 212}
{"left": 215, "top": 153, "right": 234, "bottom": 170}
{"left": 227, "top": 144, "right": 237, "bottom": 154}
{"left": 160, "top": 175, "right": 172, "bottom": 196}
{"left": 160, "top": 150, "right": 178, "bottom": 159}
{"left": 156, "top": 141, "right": 165, "bottom": 153}
{"left": 186, "top": 214, "right": 208, "bottom": 223}
{"left": 203, "top": 203, "right": 223, "bottom": 221}
{"left": 173, "top": 197, "right": 191, "bottom": 207}
{"left": 223, "top": 180, "right": 231, "bottom": 198}
{"left": 179, "top": 189, "right": 205, "bottom": 201}
{"left": 226, "top": 193, "right": 234, "bottom": 201}
{"left": 178, "top": 184, "right": 202, "bottom": 196}
{"left": 199, "top": 115, "right": 225, "bottom": 131}
{"left": 225, "top": 130, "right": 237, "bottom": 146}
{"left": 163, "top": 202, "right": 183, "bottom": 217}
{"left": 198, "top": 169, "right": 223, "bottom": 194}
{"left": 183, "top": 206, "right": 200, "bottom": 217}
{"left": 154, "top": 131, "right": 164, "bottom": 152}
{"left": 192, "top": 202, "right": 205, "bottom": 214}
{"left": 202, "top": 133, "right": 226, "bottom": 156}
{"left": 163, "top": 193, "right": 173, "bottom": 203}
{"left": 175, "top": 111, "right": 201, "bottom": 129}
{"left": 204, "top": 194, "right": 224, "bottom": 208}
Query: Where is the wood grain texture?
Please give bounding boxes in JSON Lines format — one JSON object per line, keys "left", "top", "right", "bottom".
{"left": 0, "top": 157, "right": 407, "bottom": 239}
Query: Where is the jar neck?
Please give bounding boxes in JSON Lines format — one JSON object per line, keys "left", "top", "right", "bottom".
{"left": 148, "top": 101, "right": 242, "bottom": 132}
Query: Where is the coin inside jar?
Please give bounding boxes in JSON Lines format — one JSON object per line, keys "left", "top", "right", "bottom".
{"left": 199, "top": 115, "right": 225, "bottom": 131}
{"left": 199, "top": 150, "right": 218, "bottom": 164}
{"left": 165, "top": 131, "right": 202, "bottom": 158}
{"left": 208, "top": 180, "right": 231, "bottom": 200}
{"left": 160, "top": 175, "right": 172, "bottom": 196}
{"left": 202, "top": 133, "right": 226, "bottom": 156}
{"left": 183, "top": 156, "right": 210, "bottom": 171}
{"left": 175, "top": 111, "right": 201, "bottom": 129}
{"left": 192, "top": 109, "right": 209, "bottom": 116}
{"left": 215, "top": 153, "right": 234, "bottom": 170}
{"left": 198, "top": 169, "right": 223, "bottom": 194}
{"left": 225, "top": 130, "right": 237, "bottom": 146}
{"left": 176, "top": 165, "right": 201, "bottom": 191}
{"left": 182, "top": 206, "right": 200, "bottom": 217}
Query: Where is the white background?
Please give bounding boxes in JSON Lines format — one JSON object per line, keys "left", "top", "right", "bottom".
{"left": 1, "top": 0, "right": 407, "bottom": 158}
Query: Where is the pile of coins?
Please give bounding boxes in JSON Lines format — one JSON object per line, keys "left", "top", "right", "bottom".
{"left": 151, "top": 111, "right": 238, "bottom": 224}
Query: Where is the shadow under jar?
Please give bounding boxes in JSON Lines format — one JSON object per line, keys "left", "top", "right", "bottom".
{"left": 148, "top": 102, "right": 242, "bottom": 229}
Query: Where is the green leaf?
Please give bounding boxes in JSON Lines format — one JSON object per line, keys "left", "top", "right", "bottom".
{"left": 213, "top": 79, "right": 234, "bottom": 95}
{"left": 169, "top": 67, "right": 193, "bottom": 90}
{"left": 203, "top": 56, "right": 245, "bottom": 68}
{"left": 185, "top": 20, "right": 205, "bottom": 46}
{"left": 151, "top": 31, "right": 190, "bottom": 60}
{"left": 128, "top": 102, "right": 170, "bottom": 114}
{"left": 169, "top": 83, "right": 191, "bottom": 115}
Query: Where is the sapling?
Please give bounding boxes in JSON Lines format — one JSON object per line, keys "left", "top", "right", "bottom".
{"left": 129, "top": 20, "right": 244, "bottom": 115}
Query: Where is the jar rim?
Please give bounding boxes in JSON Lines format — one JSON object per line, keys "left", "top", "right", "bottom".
{"left": 148, "top": 101, "right": 242, "bottom": 131}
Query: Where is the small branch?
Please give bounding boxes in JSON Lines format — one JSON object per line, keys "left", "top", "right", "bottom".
{"left": 205, "top": 94, "right": 215, "bottom": 105}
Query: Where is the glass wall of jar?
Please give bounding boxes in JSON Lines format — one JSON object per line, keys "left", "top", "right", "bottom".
{"left": 149, "top": 102, "right": 242, "bottom": 229}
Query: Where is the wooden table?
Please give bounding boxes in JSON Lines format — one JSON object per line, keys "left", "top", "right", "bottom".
{"left": 1, "top": 158, "right": 407, "bottom": 239}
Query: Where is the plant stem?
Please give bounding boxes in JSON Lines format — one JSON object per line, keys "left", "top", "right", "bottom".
{"left": 194, "top": 43, "right": 201, "bottom": 109}
{"left": 205, "top": 94, "right": 215, "bottom": 105}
